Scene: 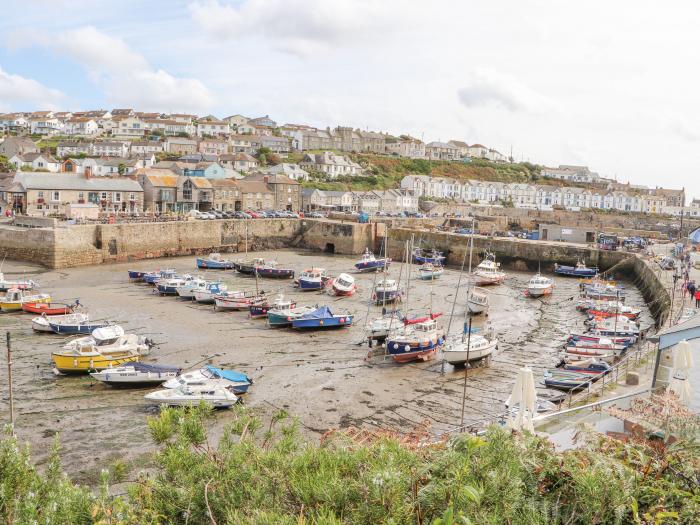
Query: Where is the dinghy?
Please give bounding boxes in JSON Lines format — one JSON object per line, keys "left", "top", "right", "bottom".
{"left": 330, "top": 273, "right": 356, "bottom": 296}
{"left": 49, "top": 315, "right": 108, "bottom": 335}
{"left": 144, "top": 382, "right": 239, "bottom": 408}
{"left": 291, "top": 305, "right": 353, "bottom": 330}
{"left": 22, "top": 301, "right": 75, "bottom": 315}
{"left": 196, "top": 253, "right": 235, "bottom": 269}
{"left": 90, "top": 362, "right": 181, "bottom": 387}
{"left": 354, "top": 248, "right": 390, "bottom": 272}
{"left": 467, "top": 287, "right": 489, "bottom": 314}
{"left": 32, "top": 312, "right": 89, "bottom": 333}
{"left": 163, "top": 365, "right": 252, "bottom": 394}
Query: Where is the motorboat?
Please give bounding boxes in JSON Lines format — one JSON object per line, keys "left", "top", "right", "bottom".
{"left": 192, "top": 282, "right": 227, "bottom": 303}
{"left": 0, "top": 272, "right": 35, "bottom": 292}
{"left": 568, "top": 332, "right": 636, "bottom": 346}
{"left": 249, "top": 294, "right": 295, "bottom": 318}
{"left": 267, "top": 305, "right": 317, "bottom": 327}
{"left": 443, "top": 332, "right": 497, "bottom": 366}
{"left": 144, "top": 382, "right": 239, "bottom": 408}
{"left": 583, "top": 301, "right": 641, "bottom": 320}
{"left": 48, "top": 314, "right": 108, "bottom": 335}
{"left": 526, "top": 273, "right": 553, "bottom": 297}
{"left": 544, "top": 370, "right": 598, "bottom": 391}
{"left": 354, "top": 248, "right": 391, "bottom": 272}
{"left": 142, "top": 269, "right": 176, "bottom": 285}
{"left": 290, "top": 305, "right": 353, "bottom": 330}
{"left": 214, "top": 290, "right": 266, "bottom": 310}
{"left": 472, "top": 252, "right": 506, "bottom": 285}
{"left": 234, "top": 258, "right": 265, "bottom": 275}
{"left": 413, "top": 248, "right": 446, "bottom": 265}
{"left": 127, "top": 270, "right": 146, "bottom": 281}
{"left": 581, "top": 282, "right": 625, "bottom": 301}
{"left": 175, "top": 277, "right": 209, "bottom": 299}
{"left": 366, "top": 310, "right": 403, "bottom": 343}
{"left": 254, "top": 260, "right": 295, "bottom": 279}
{"left": 561, "top": 348, "right": 616, "bottom": 363}
{"left": 385, "top": 318, "right": 445, "bottom": 363}
{"left": 0, "top": 289, "right": 51, "bottom": 312}
{"left": 296, "top": 268, "right": 331, "bottom": 291}
{"left": 330, "top": 273, "right": 356, "bottom": 296}
{"left": 61, "top": 329, "right": 151, "bottom": 356}
{"left": 466, "top": 287, "right": 489, "bottom": 314}
{"left": 418, "top": 262, "right": 444, "bottom": 280}
{"left": 52, "top": 340, "right": 142, "bottom": 374}
{"left": 196, "top": 253, "right": 235, "bottom": 270}
{"left": 586, "top": 314, "right": 640, "bottom": 337}
{"left": 32, "top": 312, "right": 90, "bottom": 333}
{"left": 559, "top": 358, "right": 612, "bottom": 375}
{"left": 373, "top": 279, "right": 401, "bottom": 304}
{"left": 156, "top": 275, "right": 194, "bottom": 295}
{"left": 22, "top": 301, "right": 75, "bottom": 315}
{"left": 554, "top": 261, "right": 599, "bottom": 277}
{"left": 163, "top": 365, "right": 252, "bottom": 394}
{"left": 564, "top": 337, "right": 628, "bottom": 354}
{"left": 90, "top": 362, "right": 181, "bottom": 387}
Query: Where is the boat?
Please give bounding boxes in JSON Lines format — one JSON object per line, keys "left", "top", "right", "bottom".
{"left": 354, "top": 248, "right": 391, "bottom": 272}
{"left": 22, "top": 301, "right": 75, "bottom": 315}
{"left": 234, "top": 258, "right": 265, "bottom": 275}
{"left": 296, "top": 268, "right": 331, "bottom": 291}
{"left": 52, "top": 343, "right": 141, "bottom": 374}
{"left": 444, "top": 331, "right": 498, "bottom": 366}
{"left": 467, "top": 287, "right": 489, "bottom": 314}
{"left": 290, "top": 305, "right": 353, "bottom": 330}
{"left": 386, "top": 317, "right": 445, "bottom": 363}
{"left": 366, "top": 310, "right": 404, "bottom": 343}
{"left": 559, "top": 359, "right": 612, "bottom": 375}
{"left": 143, "top": 269, "right": 176, "bottom": 285}
{"left": 60, "top": 327, "right": 151, "bottom": 353}
{"left": 267, "top": 305, "right": 317, "bottom": 327}
{"left": 175, "top": 277, "right": 209, "bottom": 299}
{"left": 564, "top": 337, "right": 628, "bottom": 353}
{"left": 163, "top": 365, "right": 252, "bottom": 394}
{"left": 32, "top": 312, "right": 90, "bottom": 333}
{"left": 196, "top": 253, "right": 235, "bottom": 270}
{"left": 48, "top": 314, "right": 109, "bottom": 335}
{"left": 249, "top": 294, "right": 295, "bottom": 318}
{"left": 156, "top": 275, "right": 194, "bottom": 295}
{"left": 192, "top": 282, "right": 228, "bottom": 303}
{"left": 578, "top": 275, "right": 617, "bottom": 287}
{"left": 0, "top": 289, "right": 51, "bottom": 312}
{"left": 554, "top": 261, "right": 599, "bottom": 277}
{"left": 418, "top": 262, "right": 444, "bottom": 280}
{"left": 526, "top": 273, "right": 554, "bottom": 297}
{"left": 585, "top": 315, "right": 640, "bottom": 338}
{"left": 544, "top": 369, "right": 601, "bottom": 391}
{"left": 90, "top": 362, "right": 182, "bottom": 387}
{"left": 585, "top": 302, "right": 641, "bottom": 320}
{"left": 127, "top": 270, "right": 146, "bottom": 281}
{"left": 254, "top": 260, "right": 295, "bottom": 279}
{"left": 144, "top": 382, "right": 239, "bottom": 408}
{"left": 561, "top": 348, "right": 616, "bottom": 363}
{"left": 330, "top": 273, "right": 356, "bottom": 296}
{"left": 472, "top": 252, "right": 506, "bottom": 285}
{"left": 0, "top": 272, "right": 35, "bottom": 292}
{"left": 568, "top": 332, "right": 636, "bottom": 346}
{"left": 413, "top": 248, "right": 446, "bottom": 265}
{"left": 581, "top": 282, "right": 625, "bottom": 301}
{"left": 214, "top": 290, "right": 266, "bottom": 310}
{"left": 373, "top": 279, "right": 402, "bottom": 304}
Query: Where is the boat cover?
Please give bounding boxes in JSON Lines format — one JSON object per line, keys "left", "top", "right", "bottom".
{"left": 299, "top": 305, "right": 335, "bottom": 319}
{"left": 129, "top": 362, "right": 182, "bottom": 373}
{"left": 206, "top": 365, "right": 251, "bottom": 384}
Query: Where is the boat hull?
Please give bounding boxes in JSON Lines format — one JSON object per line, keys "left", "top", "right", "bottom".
{"left": 419, "top": 270, "right": 443, "bottom": 280}
{"left": 444, "top": 340, "right": 497, "bottom": 365}
{"left": 156, "top": 285, "right": 180, "bottom": 295}
{"left": 386, "top": 337, "right": 443, "bottom": 363}
{"left": 22, "top": 302, "right": 72, "bottom": 315}
{"left": 354, "top": 259, "right": 390, "bottom": 272}
{"left": 555, "top": 266, "right": 599, "bottom": 277}
{"left": 52, "top": 353, "right": 139, "bottom": 374}
{"left": 255, "top": 268, "right": 295, "bottom": 279}
{"left": 128, "top": 270, "right": 145, "bottom": 281}
{"left": 298, "top": 278, "right": 328, "bottom": 290}
{"left": 249, "top": 302, "right": 296, "bottom": 319}
{"left": 291, "top": 315, "right": 353, "bottom": 329}
{"left": 413, "top": 255, "right": 445, "bottom": 265}
{"left": 527, "top": 285, "right": 553, "bottom": 297}
{"left": 1, "top": 295, "right": 51, "bottom": 312}
{"left": 49, "top": 322, "right": 107, "bottom": 335}
{"left": 374, "top": 290, "right": 401, "bottom": 304}
{"left": 267, "top": 312, "right": 294, "bottom": 327}
{"left": 196, "top": 258, "right": 234, "bottom": 270}
{"left": 31, "top": 317, "right": 53, "bottom": 332}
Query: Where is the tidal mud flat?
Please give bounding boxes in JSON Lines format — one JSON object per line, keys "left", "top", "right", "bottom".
{"left": 0, "top": 250, "right": 652, "bottom": 479}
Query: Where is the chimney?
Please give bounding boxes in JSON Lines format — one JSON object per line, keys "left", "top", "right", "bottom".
{"left": 85, "top": 166, "right": 92, "bottom": 179}
{"left": 263, "top": 175, "right": 269, "bottom": 184}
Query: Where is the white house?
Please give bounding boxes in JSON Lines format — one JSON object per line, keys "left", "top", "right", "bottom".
{"left": 64, "top": 118, "right": 99, "bottom": 136}
{"left": 10, "top": 153, "right": 61, "bottom": 172}
{"left": 29, "top": 117, "right": 63, "bottom": 135}
{"left": 425, "top": 141, "right": 459, "bottom": 160}
{"left": 112, "top": 116, "right": 146, "bottom": 138}
{"left": 91, "top": 141, "right": 130, "bottom": 157}
{"left": 260, "top": 163, "right": 309, "bottom": 181}
{"left": 196, "top": 116, "right": 230, "bottom": 137}
{"left": 300, "top": 152, "right": 363, "bottom": 177}
{"left": 57, "top": 141, "right": 91, "bottom": 158}
{"left": 130, "top": 140, "right": 164, "bottom": 155}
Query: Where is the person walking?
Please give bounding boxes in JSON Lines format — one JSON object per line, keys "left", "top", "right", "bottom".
{"left": 694, "top": 288, "right": 700, "bottom": 308}
{"left": 688, "top": 281, "right": 696, "bottom": 300}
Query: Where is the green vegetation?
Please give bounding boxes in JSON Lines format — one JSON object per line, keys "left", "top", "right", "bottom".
{"left": 1, "top": 396, "right": 698, "bottom": 524}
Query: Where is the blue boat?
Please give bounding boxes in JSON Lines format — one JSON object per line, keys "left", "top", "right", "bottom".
{"left": 49, "top": 319, "right": 109, "bottom": 335}
{"left": 254, "top": 261, "right": 295, "bottom": 279}
{"left": 297, "top": 268, "right": 331, "bottom": 291}
{"left": 156, "top": 276, "right": 194, "bottom": 295}
{"left": 163, "top": 365, "right": 253, "bottom": 394}
{"left": 127, "top": 270, "right": 145, "bottom": 281}
{"left": 206, "top": 366, "right": 253, "bottom": 394}
{"left": 196, "top": 253, "right": 235, "bottom": 270}
{"left": 249, "top": 295, "right": 296, "bottom": 319}
{"left": 385, "top": 317, "right": 445, "bottom": 363}
{"left": 354, "top": 248, "right": 391, "bottom": 272}
{"left": 267, "top": 305, "right": 317, "bottom": 327}
{"left": 373, "top": 279, "right": 401, "bottom": 304}
{"left": 143, "top": 269, "right": 176, "bottom": 284}
{"left": 413, "top": 248, "right": 446, "bottom": 265}
{"left": 554, "top": 261, "right": 598, "bottom": 277}
{"left": 290, "top": 305, "right": 353, "bottom": 330}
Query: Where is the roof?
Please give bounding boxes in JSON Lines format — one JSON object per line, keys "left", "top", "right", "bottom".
{"left": 209, "top": 178, "right": 239, "bottom": 188}
{"left": 13, "top": 152, "right": 58, "bottom": 162}
{"left": 137, "top": 169, "right": 178, "bottom": 187}
{"left": 426, "top": 141, "right": 457, "bottom": 149}
{"left": 448, "top": 140, "right": 469, "bottom": 148}
{"left": 188, "top": 177, "right": 212, "bottom": 189}
{"left": 13, "top": 172, "right": 142, "bottom": 192}
{"left": 237, "top": 180, "right": 273, "bottom": 194}
{"left": 246, "top": 172, "right": 299, "bottom": 185}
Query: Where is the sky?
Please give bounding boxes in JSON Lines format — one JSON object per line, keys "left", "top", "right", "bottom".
{"left": 1, "top": 0, "right": 698, "bottom": 198}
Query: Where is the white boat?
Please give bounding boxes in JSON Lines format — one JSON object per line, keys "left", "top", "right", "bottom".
{"left": 330, "top": 273, "right": 356, "bottom": 296}
{"left": 443, "top": 333, "right": 497, "bottom": 366}
{"left": 192, "top": 282, "right": 228, "bottom": 303}
{"left": 144, "top": 382, "right": 239, "bottom": 408}
{"left": 373, "top": 278, "right": 401, "bottom": 304}
{"left": 32, "top": 312, "right": 90, "bottom": 333}
{"left": 561, "top": 349, "right": 616, "bottom": 363}
{"left": 472, "top": 252, "right": 506, "bottom": 286}
{"left": 214, "top": 290, "right": 264, "bottom": 310}
{"left": 0, "top": 272, "right": 35, "bottom": 292}
{"left": 366, "top": 311, "right": 403, "bottom": 342}
{"left": 527, "top": 273, "right": 554, "bottom": 297}
{"left": 162, "top": 365, "right": 252, "bottom": 393}
{"left": 0, "top": 289, "right": 51, "bottom": 312}
{"left": 90, "top": 362, "right": 181, "bottom": 387}
{"left": 175, "top": 278, "right": 208, "bottom": 299}
{"left": 467, "top": 287, "right": 489, "bottom": 314}
{"left": 586, "top": 315, "right": 640, "bottom": 337}
{"left": 63, "top": 331, "right": 151, "bottom": 356}
{"left": 418, "top": 262, "right": 444, "bottom": 280}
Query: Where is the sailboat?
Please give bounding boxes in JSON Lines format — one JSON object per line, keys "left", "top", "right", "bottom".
{"left": 373, "top": 231, "right": 402, "bottom": 304}
{"left": 463, "top": 229, "right": 489, "bottom": 315}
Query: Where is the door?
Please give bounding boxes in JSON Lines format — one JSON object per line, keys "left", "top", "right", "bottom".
{"left": 541, "top": 228, "right": 548, "bottom": 240}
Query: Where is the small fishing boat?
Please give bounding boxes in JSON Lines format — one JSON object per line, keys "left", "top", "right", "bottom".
{"left": 578, "top": 275, "right": 616, "bottom": 287}
{"left": 48, "top": 314, "right": 108, "bottom": 335}
{"left": 466, "top": 287, "right": 489, "bottom": 314}
{"left": 585, "top": 302, "right": 641, "bottom": 320}
{"left": 564, "top": 337, "right": 628, "bottom": 353}
{"left": 543, "top": 370, "right": 597, "bottom": 391}
{"left": 554, "top": 261, "right": 599, "bottom": 278}
{"left": 366, "top": 310, "right": 404, "bottom": 343}
{"left": 163, "top": 365, "right": 252, "bottom": 394}
{"left": 561, "top": 348, "right": 616, "bottom": 363}
{"left": 254, "top": 260, "right": 295, "bottom": 279}
{"left": 568, "top": 332, "right": 636, "bottom": 346}
{"left": 354, "top": 248, "right": 391, "bottom": 272}
{"left": 142, "top": 269, "right": 176, "bottom": 285}
{"left": 52, "top": 341, "right": 142, "bottom": 374}
{"left": 0, "top": 289, "right": 51, "bottom": 312}
{"left": 144, "top": 382, "right": 239, "bottom": 408}
{"left": 234, "top": 258, "right": 265, "bottom": 275}
{"left": 32, "top": 312, "right": 89, "bottom": 333}
{"left": 559, "top": 359, "right": 612, "bottom": 375}
{"left": 443, "top": 332, "right": 498, "bottom": 366}
{"left": 386, "top": 317, "right": 445, "bottom": 363}
{"left": 196, "top": 252, "right": 235, "bottom": 270}
{"left": 296, "top": 268, "right": 331, "bottom": 291}
{"left": 291, "top": 305, "right": 353, "bottom": 330}
{"left": 22, "top": 301, "right": 75, "bottom": 316}
{"left": 472, "top": 252, "right": 506, "bottom": 285}
{"left": 586, "top": 314, "right": 639, "bottom": 334}
{"left": 127, "top": 270, "right": 146, "bottom": 281}
{"left": 175, "top": 277, "right": 208, "bottom": 299}
{"left": 526, "top": 273, "right": 554, "bottom": 297}
{"left": 192, "top": 282, "right": 228, "bottom": 303}
{"left": 267, "top": 305, "right": 317, "bottom": 327}
{"left": 413, "top": 248, "right": 446, "bottom": 265}
{"left": 61, "top": 327, "right": 150, "bottom": 353}
{"left": 330, "top": 273, "right": 356, "bottom": 296}
{"left": 249, "top": 294, "right": 295, "bottom": 318}
{"left": 373, "top": 279, "right": 402, "bottom": 304}
{"left": 0, "top": 272, "right": 35, "bottom": 292}
{"left": 581, "top": 282, "right": 625, "bottom": 301}
{"left": 156, "top": 275, "right": 194, "bottom": 295}
{"left": 214, "top": 290, "right": 266, "bottom": 310}
{"left": 90, "top": 362, "right": 181, "bottom": 387}
{"left": 418, "top": 262, "right": 444, "bottom": 280}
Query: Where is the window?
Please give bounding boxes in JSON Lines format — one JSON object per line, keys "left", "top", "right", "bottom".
{"left": 101, "top": 192, "right": 108, "bottom": 200}
{"left": 114, "top": 192, "right": 121, "bottom": 202}
{"left": 38, "top": 191, "right": 44, "bottom": 198}
{"left": 52, "top": 191, "right": 60, "bottom": 201}
{"left": 129, "top": 193, "right": 135, "bottom": 201}
{"left": 78, "top": 192, "right": 84, "bottom": 200}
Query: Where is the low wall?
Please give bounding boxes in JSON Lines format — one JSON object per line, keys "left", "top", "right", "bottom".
{"left": 0, "top": 225, "right": 57, "bottom": 265}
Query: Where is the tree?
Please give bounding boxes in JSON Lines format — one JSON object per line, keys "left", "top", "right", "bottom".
{"left": 118, "top": 163, "right": 127, "bottom": 176}
{"left": 0, "top": 155, "right": 10, "bottom": 172}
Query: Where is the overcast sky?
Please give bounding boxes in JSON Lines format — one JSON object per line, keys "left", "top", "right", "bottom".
{"left": 1, "top": 1, "right": 697, "bottom": 198}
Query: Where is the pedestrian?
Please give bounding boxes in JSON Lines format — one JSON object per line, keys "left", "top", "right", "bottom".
{"left": 694, "top": 289, "right": 700, "bottom": 308}
{"left": 689, "top": 281, "right": 696, "bottom": 299}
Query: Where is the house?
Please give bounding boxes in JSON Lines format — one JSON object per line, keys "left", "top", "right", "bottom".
{"left": 91, "top": 141, "right": 130, "bottom": 157}
{"left": 144, "top": 119, "right": 195, "bottom": 136}
{"left": 245, "top": 172, "right": 301, "bottom": 210}
{"left": 260, "top": 135, "right": 291, "bottom": 154}
{"left": 187, "top": 162, "right": 231, "bottom": 180}
{"left": 12, "top": 172, "right": 143, "bottom": 216}
{"left": 448, "top": 140, "right": 470, "bottom": 158}
{"left": 57, "top": 141, "right": 91, "bottom": 158}
{"left": 642, "top": 194, "right": 666, "bottom": 214}
{"left": 425, "top": 141, "right": 458, "bottom": 160}
{"left": 128, "top": 140, "right": 162, "bottom": 155}
{"left": 542, "top": 165, "right": 600, "bottom": 183}
{"left": 177, "top": 176, "right": 213, "bottom": 212}
{"left": 248, "top": 115, "right": 277, "bottom": 128}
{"left": 111, "top": 109, "right": 135, "bottom": 117}
{"left": 210, "top": 178, "right": 240, "bottom": 211}
{"left": 385, "top": 136, "right": 426, "bottom": 158}
{"left": 10, "top": 153, "right": 61, "bottom": 173}
{"left": 196, "top": 116, "right": 230, "bottom": 137}
{"left": 29, "top": 116, "right": 63, "bottom": 135}
{"left": 136, "top": 169, "right": 179, "bottom": 213}
{"left": 112, "top": 116, "right": 146, "bottom": 138}
{"left": 259, "top": 163, "right": 309, "bottom": 181}
{"left": 0, "top": 113, "right": 29, "bottom": 133}
{"left": 300, "top": 152, "right": 362, "bottom": 177}
{"left": 301, "top": 189, "right": 353, "bottom": 211}
{"left": 198, "top": 138, "right": 229, "bottom": 156}
{"left": 0, "top": 136, "right": 39, "bottom": 158}
{"left": 223, "top": 114, "right": 249, "bottom": 129}
{"left": 164, "top": 137, "right": 198, "bottom": 155}
{"left": 352, "top": 191, "right": 381, "bottom": 213}
{"left": 219, "top": 153, "right": 259, "bottom": 172}
{"left": 652, "top": 187, "right": 685, "bottom": 207}
{"left": 236, "top": 179, "right": 276, "bottom": 210}
{"left": 168, "top": 113, "right": 197, "bottom": 124}
{"left": 64, "top": 117, "right": 99, "bottom": 136}
{"left": 229, "top": 134, "right": 262, "bottom": 154}
{"left": 467, "top": 144, "right": 489, "bottom": 158}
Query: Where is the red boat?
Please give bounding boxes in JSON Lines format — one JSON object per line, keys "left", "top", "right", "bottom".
{"left": 21, "top": 302, "right": 74, "bottom": 315}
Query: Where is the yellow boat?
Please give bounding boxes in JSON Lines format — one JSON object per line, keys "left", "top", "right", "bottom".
{"left": 0, "top": 289, "right": 51, "bottom": 312}
{"left": 51, "top": 346, "right": 140, "bottom": 374}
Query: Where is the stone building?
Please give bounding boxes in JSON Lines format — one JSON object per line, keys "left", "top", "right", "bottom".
{"left": 245, "top": 173, "right": 301, "bottom": 211}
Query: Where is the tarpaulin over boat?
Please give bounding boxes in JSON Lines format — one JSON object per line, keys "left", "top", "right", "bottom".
{"left": 206, "top": 365, "right": 251, "bottom": 384}
{"left": 690, "top": 228, "right": 700, "bottom": 244}
{"left": 299, "top": 305, "right": 335, "bottom": 319}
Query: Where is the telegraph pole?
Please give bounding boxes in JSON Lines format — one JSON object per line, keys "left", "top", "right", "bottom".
{"left": 6, "top": 332, "right": 15, "bottom": 433}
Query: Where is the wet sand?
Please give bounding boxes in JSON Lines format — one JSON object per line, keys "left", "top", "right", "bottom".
{"left": 0, "top": 251, "right": 653, "bottom": 480}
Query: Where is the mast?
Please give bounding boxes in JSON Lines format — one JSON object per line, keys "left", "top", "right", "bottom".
{"left": 465, "top": 218, "right": 475, "bottom": 327}
{"left": 441, "top": 237, "right": 470, "bottom": 375}
{"left": 405, "top": 234, "right": 414, "bottom": 315}
{"left": 459, "top": 316, "right": 473, "bottom": 426}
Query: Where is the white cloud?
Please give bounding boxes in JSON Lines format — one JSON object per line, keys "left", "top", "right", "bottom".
{"left": 0, "top": 66, "right": 64, "bottom": 111}
{"left": 457, "top": 69, "right": 555, "bottom": 114}
{"left": 53, "top": 26, "right": 215, "bottom": 112}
